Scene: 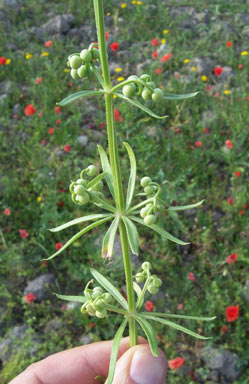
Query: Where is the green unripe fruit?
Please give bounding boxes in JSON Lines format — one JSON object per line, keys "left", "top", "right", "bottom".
{"left": 94, "top": 298, "right": 105, "bottom": 311}
{"left": 142, "top": 261, "right": 151, "bottom": 271}
{"left": 77, "top": 65, "right": 87, "bottom": 78}
{"left": 76, "top": 192, "right": 90, "bottom": 205}
{"left": 74, "top": 185, "right": 86, "bottom": 196}
{"left": 70, "top": 55, "right": 82, "bottom": 69}
{"left": 140, "top": 207, "right": 148, "bottom": 218}
{"left": 92, "top": 287, "right": 103, "bottom": 299}
{"left": 144, "top": 185, "right": 156, "bottom": 195}
{"left": 128, "top": 75, "right": 138, "bottom": 81}
{"left": 135, "top": 272, "right": 145, "bottom": 283}
{"left": 144, "top": 214, "right": 156, "bottom": 226}
{"left": 71, "top": 69, "right": 79, "bottom": 79}
{"left": 145, "top": 203, "right": 153, "bottom": 210}
{"left": 140, "top": 74, "right": 150, "bottom": 82}
{"left": 92, "top": 48, "right": 100, "bottom": 60}
{"left": 122, "top": 84, "right": 136, "bottom": 98}
{"left": 96, "top": 309, "right": 107, "bottom": 318}
{"left": 146, "top": 81, "right": 156, "bottom": 89}
{"left": 142, "top": 89, "right": 152, "bottom": 100}
{"left": 152, "top": 88, "right": 164, "bottom": 103}
{"left": 87, "top": 165, "right": 97, "bottom": 177}
{"left": 140, "top": 176, "right": 152, "bottom": 187}
{"left": 80, "top": 49, "right": 92, "bottom": 62}
{"left": 147, "top": 285, "right": 159, "bottom": 294}
{"left": 154, "top": 278, "right": 162, "bottom": 288}
{"left": 103, "top": 293, "right": 112, "bottom": 304}
{"left": 94, "top": 191, "right": 105, "bottom": 200}
{"left": 76, "top": 178, "right": 88, "bottom": 186}
{"left": 93, "top": 181, "right": 103, "bottom": 191}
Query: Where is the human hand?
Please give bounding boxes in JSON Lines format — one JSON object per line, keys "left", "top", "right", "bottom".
{"left": 10, "top": 336, "right": 167, "bottom": 384}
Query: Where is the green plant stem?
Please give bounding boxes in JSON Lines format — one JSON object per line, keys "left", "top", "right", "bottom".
{"left": 93, "top": 0, "right": 137, "bottom": 347}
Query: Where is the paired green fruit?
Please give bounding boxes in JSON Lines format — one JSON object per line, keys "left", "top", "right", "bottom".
{"left": 122, "top": 84, "right": 136, "bottom": 98}
{"left": 152, "top": 88, "right": 164, "bottom": 102}
{"left": 70, "top": 55, "right": 82, "bottom": 69}
{"left": 144, "top": 215, "right": 156, "bottom": 226}
{"left": 141, "top": 176, "right": 152, "bottom": 187}
{"left": 80, "top": 49, "right": 92, "bottom": 62}
{"left": 78, "top": 65, "right": 87, "bottom": 78}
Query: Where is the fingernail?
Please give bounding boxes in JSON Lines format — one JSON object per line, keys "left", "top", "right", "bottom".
{"left": 130, "top": 349, "right": 166, "bottom": 384}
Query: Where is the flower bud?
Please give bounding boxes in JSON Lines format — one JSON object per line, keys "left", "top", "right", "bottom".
{"left": 128, "top": 75, "right": 138, "bottom": 81}
{"left": 142, "top": 89, "right": 152, "bottom": 100}
{"left": 140, "top": 74, "right": 151, "bottom": 82}
{"left": 144, "top": 215, "right": 156, "bottom": 226}
{"left": 135, "top": 272, "right": 145, "bottom": 283}
{"left": 78, "top": 65, "right": 87, "bottom": 78}
{"left": 96, "top": 309, "right": 107, "bottom": 318}
{"left": 147, "top": 284, "right": 159, "bottom": 294}
{"left": 92, "top": 287, "right": 103, "bottom": 299}
{"left": 140, "top": 176, "right": 152, "bottom": 187}
{"left": 93, "top": 298, "right": 105, "bottom": 311}
{"left": 154, "top": 278, "right": 162, "bottom": 288}
{"left": 70, "top": 69, "right": 80, "bottom": 79}
{"left": 146, "top": 81, "right": 156, "bottom": 89}
{"left": 122, "top": 84, "right": 136, "bottom": 98}
{"left": 144, "top": 185, "right": 156, "bottom": 195}
{"left": 76, "top": 192, "right": 90, "bottom": 205}
{"left": 80, "top": 49, "right": 92, "bottom": 62}
{"left": 86, "top": 303, "right": 96, "bottom": 316}
{"left": 76, "top": 178, "right": 88, "bottom": 186}
{"left": 70, "top": 55, "right": 82, "bottom": 69}
{"left": 152, "top": 88, "right": 164, "bottom": 103}
{"left": 140, "top": 207, "right": 148, "bottom": 218}
{"left": 87, "top": 165, "right": 97, "bottom": 177}
{"left": 142, "top": 262, "right": 151, "bottom": 271}
{"left": 74, "top": 185, "right": 86, "bottom": 196}
{"left": 93, "top": 181, "right": 103, "bottom": 191}
{"left": 103, "top": 293, "right": 112, "bottom": 304}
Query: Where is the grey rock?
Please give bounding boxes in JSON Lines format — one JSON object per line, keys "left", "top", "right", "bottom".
{"left": 67, "top": 28, "right": 83, "bottom": 40}
{"left": 242, "top": 27, "right": 249, "bottom": 37}
{"left": 42, "top": 14, "right": 74, "bottom": 35}
{"left": 13, "top": 103, "right": 21, "bottom": 115}
{"left": 89, "top": 129, "right": 104, "bottom": 143}
{"left": 79, "top": 25, "right": 96, "bottom": 42}
{"left": 207, "top": 369, "right": 219, "bottom": 382}
{"left": 77, "top": 135, "right": 88, "bottom": 147}
{"left": 212, "top": 211, "right": 224, "bottom": 223}
{"left": 218, "top": 66, "right": 234, "bottom": 82}
{"left": 23, "top": 274, "right": 55, "bottom": 301}
{"left": 169, "top": 6, "right": 210, "bottom": 28}
{"left": 0, "top": 94, "right": 7, "bottom": 105}
{"left": 79, "top": 334, "right": 93, "bottom": 345}
{"left": 0, "top": 81, "right": 14, "bottom": 94}
{"left": 0, "top": 0, "right": 22, "bottom": 11}
{"left": 29, "top": 26, "right": 45, "bottom": 42}
{"left": 200, "top": 347, "right": 242, "bottom": 381}
{"left": 0, "top": 325, "right": 39, "bottom": 362}
{"left": 44, "top": 319, "right": 62, "bottom": 333}
{"left": 189, "top": 57, "right": 214, "bottom": 75}
{"left": 136, "top": 59, "right": 152, "bottom": 74}
{"left": 85, "top": 142, "right": 96, "bottom": 155}
{"left": 201, "top": 111, "right": 215, "bottom": 126}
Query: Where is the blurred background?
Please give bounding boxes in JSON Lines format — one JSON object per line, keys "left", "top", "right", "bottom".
{"left": 0, "top": 0, "right": 248, "bottom": 382}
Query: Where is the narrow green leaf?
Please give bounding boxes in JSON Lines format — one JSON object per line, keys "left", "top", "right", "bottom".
{"left": 45, "top": 217, "right": 112, "bottom": 261}
{"left": 97, "top": 145, "right": 115, "bottom": 199}
{"left": 114, "top": 92, "right": 167, "bottom": 120}
{"left": 57, "top": 90, "right": 105, "bottom": 106}
{"left": 90, "top": 268, "right": 128, "bottom": 310}
{"left": 102, "top": 217, "right": 120, "bottom": 259}
{"left": 122, "top": 217, "right": 139, "bottom": 255}
{"left": 55, "top": 293, "right": 86, "bottom": 303}
{"left": 49, "top": 214, "right": 113, "bottom": 232}
{"left": 86, "top": 172, "right": 106, "bottom": 189}
{"left": 141, "top": 312, "right": 216, "bottom": 322}
{"left": 130, "top": 216, "right": 189, "bottom": 245}
{"left": 106, "top": 319, "right": 128, "bottom": 384}
{"left": 141, "top": 314, "right": 211, "bottom": 340}
{"left": 88, "top": 191, "right": 116, "bottom": 213}
{"left": 163, "top": 91, "right": 200, "bottom": 100}
{"left": 135, "top": 315, "right": 159, "bottom": 357}
{"left": 133, "top": 282, "right": 142, "bottom": 300}
{"left": 123, "top": 142, "right": 137, "bottom": 210}
{"left": 167, "top": 200, "right": 205, "bottom": 211}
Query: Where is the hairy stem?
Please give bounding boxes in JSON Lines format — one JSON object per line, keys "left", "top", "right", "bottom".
{"left": 93, "top": 0, "right": 137, "bottom": 347}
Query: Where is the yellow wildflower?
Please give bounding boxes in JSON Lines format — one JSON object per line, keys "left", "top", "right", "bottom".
{"left": 113, "top": 94, "right": 117, "bottom": 99}
{"left": 191, "top": 66, "right": 197, "bottom": 72}
{"left": 64, "top": 68, "right": 70, "bottom": 72}
{"left": 115, "top": 67, "right": 122, "bottom": 72}
{"left": 163, "top": 29, "right": 169, "bottom": 34}
{"left": 136, "top": 1, "right": 143, "bottom": 4}
{"left": 25, "top": 53, "right": 32, "bottom": 60}
{"left": 131, "top": 0, "right": 136, "bottom": 4}
{"left": 121, "top": 3, "right": 127, "bottom": 7}
{"left": 37, "top": 196, "right": 42, "bottom": 202}
{"left": 161, "top": 38, "right": 166, "bottom": 44}
{"left": 106, "top": 12, "right": 111, "bottom": 16}
{"left": 241, "top": 51, "right": 248, "bottom": 56}
{"left": 6, "top": 59, "right": 11, "bottom": 64}
{"left": 184, "top": 58, "right": 190, "bottom": 63}
{"left": 224, "top": 90, "right": 231, "bottom": 95}
{"left": 41, "top": 51, "right": 49, "bottom": 57}
{"left": 117, "top": 76, "right": 125, "bottom": 82}
{"left": 201, "top": 75, "right": 207, "bottom": 82}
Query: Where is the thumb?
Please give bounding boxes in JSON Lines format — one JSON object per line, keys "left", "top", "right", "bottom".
{"left": 111, "top": 344, "right": 167, "bottom": 384}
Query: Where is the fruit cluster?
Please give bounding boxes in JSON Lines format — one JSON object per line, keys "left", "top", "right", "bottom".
{"left": 81, "top": 284, "right": 113, "bottom": 318}
{"left": 68, "top": 44, "right": 100, "bottom": 80}
{"left": 69, "top": 165, "right": 104, "bottom": 206}
{"left": 135, "top": 262, "right": 162, "bottom": 294}
{"left": 122, "top": 74, "right": 164, "bottom": 102}
{"left": 139, "top": 177, "right": 164, "bottom": 225}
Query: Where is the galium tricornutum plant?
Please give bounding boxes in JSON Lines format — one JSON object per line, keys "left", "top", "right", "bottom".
{"left": 45, "top": 1, "right": 215, "bottom": 382}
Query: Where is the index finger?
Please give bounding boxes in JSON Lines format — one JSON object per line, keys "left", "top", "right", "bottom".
{"left": 10, "top": 336, "right": 147, "bottom": 384}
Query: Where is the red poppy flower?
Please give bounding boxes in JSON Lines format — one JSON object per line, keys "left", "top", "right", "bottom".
{"left": 55, "top": 106, "right": 61, "bottom": 114}
{"left": 61, "top": 304, "right": 67, "bottom": 310}
{"left": 41, "top": 139, "right": 46, "bottom": 145}
{"left": 177, "top": 303, "right": 183, "bottom": 310}
{"left": 238, "top": 64, "right": 243, "bottom": 69}
{"left": 235, "top": 171, "right": 241, "bottom": 177}
{"left": 145, "top": 301, "right": 154, "bottom": 312}
{"left": 226, "top": 252, "right": 238, "bottom": 263}
{"left": 110, "top": 42, "right": 119, "bottom": 51}
{"left": 243, "top": 203, "right": 248, "bottom": 209}
{"left": 38, "top": 111, "right": 43, "bottom": 117}
{"left": 226, "top": 41, "right": 232, "bottom": 47}
{"left": 195, "top": 141, "right": 202, "bottom": 147}
{"left": 174, "top": 127, "right": 181, "bottom": 134}
{"left": 221, "top": 325, "right": 228, "bottom": 334}
{"left": 58, "top": 201, "right": 64, "bottom": 207}
{"left": 152, "top": 51, "right": 158, "bottom": 59}
{"left": 25, "top": 293, "right": 36, "bottom": 304}
{"left": 214, "top": 66, "right": 223, "bottom": 76}
{"left": 48, "top": 128, "right": 55, "bottom": 134}
{"left": 169, "top": 357, "right": 185, "bottom": 370}
{"left": 154, "top": 68, "right": 163, "bottom": 74}
{"left": 64, "top": 144, "right": 71, "bottom": 152}
{"left": 44, "top": 40, "right": 52, "bottom": 48}
{"left": 19, "top": 229, "right": 29, "bottom": 239}
{"left": 225, "top": 305, "right": 239, "bottom": 322}
{"left": 55, "top": 242, "right": 63, "bottom": 250}
{"left": 239, "top": 209, "right": 244, "bottom": 215}
{"left": 24, "top": 104, "right": 36, "bottom": 116}
{"left": 3, "top": 208, "right": 11, "bottom": 216}
{"left": 99, "top": 122, "right": 106, "bottom": 128}
{"left": 225, "top": 140, "right": 233, "bottom": 149}
{"left": 227, "top": 197, "right": 234, "bottom": 206}
{"left": 188, "top": 272, "right": 195, "bottom": 281}
{"left": 203, "top": 128, "right": 209, "bottom": 134}
{"left": 0, "top": 56, "right": 7, "bottom": 65}
{"left": 114, "top": 108, "right": 120, "bottom": 122}
{"left": 56, "top": 119, "right": 61, "bottom": 125}
{"left": 105, "top": 31, "right": 109, "bottom": 41}
{"left": 205, "top": 85, "right": 212, "bottom": 91}
{"left": 151, "top": 38, "right": 159, "bottom": 46}
{"left": 160, "top": 53, "right": 172, "bottom": 62}
{"left": 35, "top": 77, "right": 43, "bottom": 84}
